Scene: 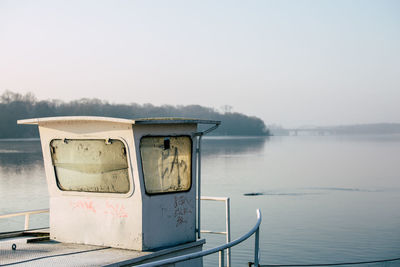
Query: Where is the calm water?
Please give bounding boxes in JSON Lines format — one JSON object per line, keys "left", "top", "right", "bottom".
{"left": 1, "top": 136, "right": 400, "bottom": 266}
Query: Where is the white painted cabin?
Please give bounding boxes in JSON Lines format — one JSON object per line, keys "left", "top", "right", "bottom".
{"left": 3, "top": 116, "right": 221, "bottom": 266}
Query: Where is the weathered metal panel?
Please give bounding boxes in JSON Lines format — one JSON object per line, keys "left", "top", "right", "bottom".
{"left": 133, "top": 124, "right": 197, "bottom": 249}
{"left": 50, "top": 196, "right": 143, "bottom": 250}
{"left": 142, "top": 193, "right": 196, "bottom": 249}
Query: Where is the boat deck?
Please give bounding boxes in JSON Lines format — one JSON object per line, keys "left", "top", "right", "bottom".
{"left": 0, "top": 230, "right": 205, "bottom": 266}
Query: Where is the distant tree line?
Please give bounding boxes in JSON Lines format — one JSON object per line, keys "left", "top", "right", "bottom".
{"left": 0, "top": 91, "right": 270, "bottom": 138}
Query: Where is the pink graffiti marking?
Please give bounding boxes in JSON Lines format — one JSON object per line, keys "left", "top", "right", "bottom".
{"left": 70, "top": 200, "right": 96, "bottom": 213}
{"left": 104, "top": 202, "right": 128, "bottom": 218}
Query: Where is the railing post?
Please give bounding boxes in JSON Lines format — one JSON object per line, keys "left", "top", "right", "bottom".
{"left": 24, "top": 213, "right": 30, "bottom": 230}
{"left": 225, "top": 198, "right": 231, "bottom": 267}
{"left": 219, "top": 249, "right": 225, "bottom": 267}
{"left": 197, "top": 135, "right": 202, "bottom": 239}
{"left": 254, "top": 227, "right": 260, "bottom": 266}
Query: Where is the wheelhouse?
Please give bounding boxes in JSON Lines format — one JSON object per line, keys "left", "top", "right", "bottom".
{"left": 18, "top": 116, "right": 220, "bottom": 251}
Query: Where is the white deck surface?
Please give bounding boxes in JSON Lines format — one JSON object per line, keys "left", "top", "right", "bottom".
{"left": 0, "top": 234, "right": 205, "bottom": 266}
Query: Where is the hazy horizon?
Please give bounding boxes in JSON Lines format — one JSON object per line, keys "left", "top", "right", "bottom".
{"left": 1, "top": 0, "right": 399, "bottom": 127}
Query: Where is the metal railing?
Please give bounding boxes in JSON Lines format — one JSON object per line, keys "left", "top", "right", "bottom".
{"left": 137, "top": 209, "right": 261, "bottom": 267}
{"left": 0, "top": 199, "right": 233, "bottom": 266}
{"left": 0, "top": 208, "right": 261, "bottom": 267}
{"left": 200, "top": 196, "right": 231, "bottom": 267}
{"left": 0, "top": 209, "right": 49, "bottom": 230}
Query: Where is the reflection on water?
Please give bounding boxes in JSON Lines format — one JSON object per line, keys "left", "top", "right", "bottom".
{"left": 200, "top": 135, "right": 400, "bottom": 266}
{"left": 1, "top": 136, "right": 400, "bottom": 266}
{"left": 202, "top": 136, "right": 269, "bottom": 156}
{"left": 0, "top": 139, "right": 43, "bottom": 170}
{"left": 0, "top": 139, "right": 48, "bottom": 231}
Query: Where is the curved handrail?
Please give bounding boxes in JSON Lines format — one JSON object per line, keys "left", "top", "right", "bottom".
{"left": 137, "top": 209, "right": 262, "bottom": 267}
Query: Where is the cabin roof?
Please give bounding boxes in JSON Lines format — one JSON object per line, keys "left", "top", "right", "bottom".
{"left": 17, "top": 116, "right": 220, "bottom": 126}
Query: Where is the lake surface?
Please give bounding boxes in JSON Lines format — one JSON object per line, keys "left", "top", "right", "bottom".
{"left": 1, "top": 135, "right": 400, "bottom": 266}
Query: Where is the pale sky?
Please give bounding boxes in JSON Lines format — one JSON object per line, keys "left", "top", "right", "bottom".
{"left": 1, "top": 0, "right": 399, "bottom": 127}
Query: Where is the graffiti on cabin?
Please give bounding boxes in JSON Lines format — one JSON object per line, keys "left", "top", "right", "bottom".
{"left": 69, "top": 200, "right": 128, "bottom": 218}
{"left": 70, "top": 200, "right": 97, "bottom": 213}
{"left": 174, "top": 195, "right": 192, "bottom": 227}
{"left": 104, "top": 202, "right": 128, "bottom": 218}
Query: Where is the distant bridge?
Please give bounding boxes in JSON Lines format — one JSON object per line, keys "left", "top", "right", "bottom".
{"left": 285, "top": 128, "right": 335, "bottom": 136}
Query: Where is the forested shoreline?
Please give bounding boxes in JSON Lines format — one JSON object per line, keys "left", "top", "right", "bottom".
{"left": 0, "top": 91, "right": 270, "bottom": 138}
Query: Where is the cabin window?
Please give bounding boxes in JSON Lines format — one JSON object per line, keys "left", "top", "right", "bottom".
{"left": 50, "top": 139, "right": 130, "bottom": 193}
{"left": 140, "top": 136, "right": 192, "bottom": 194}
